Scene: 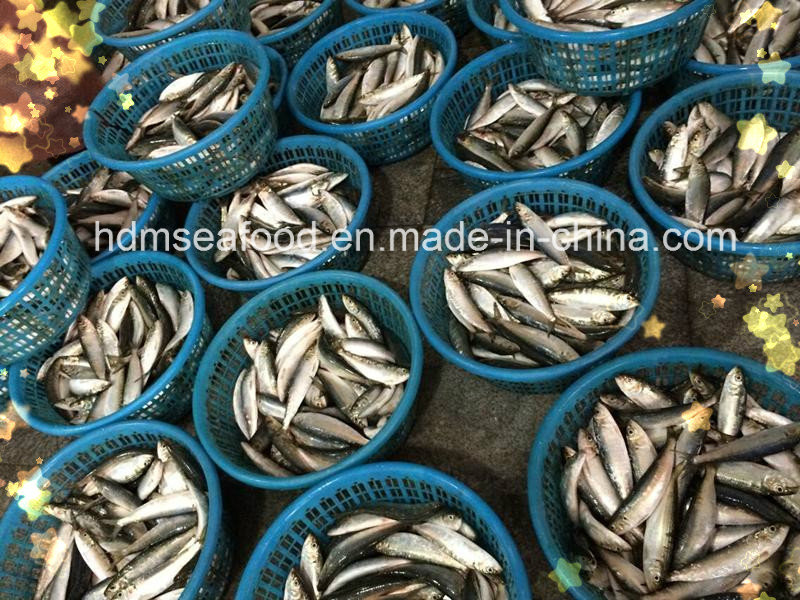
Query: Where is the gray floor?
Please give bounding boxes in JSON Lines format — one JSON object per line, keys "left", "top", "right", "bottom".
{"left": 3, "top": 29, "right": 800, "bottom": 599}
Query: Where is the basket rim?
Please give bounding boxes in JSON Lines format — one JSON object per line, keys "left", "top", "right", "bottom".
{"left": 466, "top": 0, "right": 522, "bottom": 42}
{"left": 687, "top": 54, "right": 800, "bottom": 76}
{"left": 95, "top": 0, "right": 229, "bottom": 49}
{"left": 234, "top": 461, "right": 532, "bottom": 599}
{"left": 183, "top": 134, "right": 372, "bottom": 292}
{"left": 192, "top": 270, "right": 424, "bottom": 490}
{"left": 0, "top": 420, "right": 223, "bottom": 598}
{"left": 84, "top": 30, "right": 271, "bottom": 174}
{"left": 9, "top": 251, "right": 207, "bottom": 436}
{"left": 42, "top": 150, "right": 164, "bottom": 264}
{"left": 253, "top": 0, "right": 338, "bottom": 45}
{"left": 429, "top": 42, "right": 643, "bottom": 183}
{"left": 343, "top": 0, "right": 444, "bottom": 17}
{"left": 629, "top": 70, "right": 800, "bottom": 258}
{"left": 0, "top": 176, "right": 70, "bottom": 316}
{"left": 409, "top": 177, "right": 661, "bottom": 385}
{"left": 264, "top": 45, "right": 288, "bottom": 111}
{"left": 287, "top": 13, "right": 458, "bottom": 136}
{"left": 499, "top": 0, "right": 712, "bottom": 42}
{"left": 527, "top": 346, "right": 800, "bottom": 600}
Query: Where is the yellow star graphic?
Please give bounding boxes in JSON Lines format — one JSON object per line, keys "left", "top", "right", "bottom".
{"left": 548, "top": 558, "right": 582, "bottom": 593}
{"left": 711, "top": 294, "right": 726, "bottom": 308}
{"left": 642, "top": 314, "right": 665, "bottom": 339}
{"left": 682, "top": 401, "right": 713, "bottom": 431}
{"left": 98, "top": 55, "right": 106, "bottom": 65}
{"left": 44, "top": 87, "right": 56, "bottom": 100}
{"left": 16, "top": 5, "right": 43, "bottom": 32}
{"left": 787, "top": 252, "right": 794, "bottom": 259}
{"left": 19, "top": 369, "right": 28, "bottom": 379}
{"left": 64, "top": 106, "right": 71, "bottom": 113}
{"left": 777, "top": 160, "right": 794, "bottom": 179}
{"left": 29, "top": 53, "right": 56, "bottom": 81}
{"left": 765, "top": 293, "right": 784, "bottom": 312}
{"left": 41, "top": 2, "right": 78, "bottom": 40}
{"left": 747, "top": 1, "right": 783, "bottom": 30}
{"left": 30, "top": 108, "right": 39, "bottom": 119}
{"left": 77, "top": 0, "right": 106, "bottom": 21}
{"left": 13, "top": 53, "right": 35, "bottom": 82}
{"left": 68, "top": 21, "right": 102, "bottom": 57}
{"left": 119, "top": 93, "right": 134, "bottom": 110}
{"left": 740, "top": 7, "right": 758, "bottom": 22}
{"left": 737, "top": 114, "right": 778, "bottom": 155}
{"left": 758, "top": 591, "right": 776, "bottom": 600}
{"left": 50, "top": 47, "right": 63, "bottom": 60}
{"left": 35, "top": 457, "right": 42, "bottom": 465}
{"left": 0, "top": 134, "right": 33, "bottom": 173}
{"left": 68, "top": 137, "right": 79, "bottom": 148}
{"left": 732, "top": 253, "right": 769, "bottom": 289}
{"left": 757, "top": 47, "right": 767, "bottom": 58}
{"left": 749, "top": 283, "right": 758, "bottom": 292}
{"left": 771, "top": 21, "right": 778, "bottom": 28}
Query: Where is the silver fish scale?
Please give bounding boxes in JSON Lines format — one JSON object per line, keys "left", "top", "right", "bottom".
{"left": 0, "top": 195, "right": 51, "bottom": 299}
{"left": 514, "top": 0, "right": 688, "bottom": 30}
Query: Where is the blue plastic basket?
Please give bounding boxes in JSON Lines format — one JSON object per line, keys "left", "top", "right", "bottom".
{"left": 673, "top": 55, "right": 800, "bottom": 90}
{"left": 84, "top": 30, "right": 277, "bottom": 203}
{"left": 630, "top": 71, "right": 800, "bottom": 281}
{"left": 410, "top": 178, "right": 661, "bottom": 394}
{"left": 10, "top": 251, "right": 210, "bottom": 437}
{"left": 185, "top": 135, "right": 372, "bottom": 294}
{"left": 0, "top": 420, "right": 231, "bottom": 598}
{"left": 499, "top": 0, "right": 713, "bottom": 95}
{"left": 529, "top": 347, "right": 800, "bottom": 600}
{"left": 343, "top": 0, "right": 472, "bottom": 38}
{"left": 193, "top": 271, "right": 423, "bottom": 490}
{"left": 253, "top": 0, "right": 343, "bottom": 68}
{"left": 265, "top": 45, "right": 288, "bottom": 115}
{"left": 466, "top": 0, "right": 521, "bottom": 46}
{"left": 431, "top": 43, "right": 642, "bottom": 190}
{"left": 287, "top": 14, "right": 458, "bottom": 166}
{"left": 235, "top": 461, "right": 531, "bottom": 599}
{"left": 0, "top": 176, "right": 91, "bottom": 365}
{"left": 43, "top": 151, "right": 167, "bottom": 264}
{"left": 95, "top": 0, "right": 251, "bottom": 60}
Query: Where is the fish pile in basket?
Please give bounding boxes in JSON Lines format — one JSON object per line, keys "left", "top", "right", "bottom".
{"left": 249, "top": 0, "right": 322, "bottom": 36}
{"left": 37, "top": 275, "right": 194, "bottom": 424}
{"left": 444, "top": 203, "right": 639, "bottom": 368}
{"left": 111, "top": 0, "right": 212, "bottom": 38}
{"left": 233, "top": 293, "right": 409, "bottom": 476}
{"left": 514, "top": 0, "right": 688, "bottom": 30}
{"left": 560, "top": 365, "right": 800, "bottom": 597}
{"left": 457, "top": 81, "right": 627, "bottom": 172}
{"left": 34, "top": 439, "right": 208, "bottom": 600}
{"left": 0, "top": 195, "right": 50, "bottom": 299}
{"left": 643, "top": 101, "right": 800, "bottom": 243}
{"left": 213, "top": 162, "right": 357, "bottom": 281}
{"left": 321, "top": 26, "right": 445, "bottom": 123}
{"left": 282, "top": 502, "right": 508, "bottom": 599}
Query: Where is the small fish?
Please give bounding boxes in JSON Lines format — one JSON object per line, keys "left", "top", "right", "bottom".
{"left": 0, "top": 195, "right": 51, "bottom": 298}
{"left": 250, "top": 0, "right": 322, "bottom": 36}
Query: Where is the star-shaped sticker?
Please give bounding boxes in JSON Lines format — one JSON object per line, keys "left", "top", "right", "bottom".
{"left": 794, "top": 319, "right": 798, "bottom": 326}
{"left": 35, "top": 457, "right": 42, "bottom": 465}
{"left": 68, "top": 137, "right": 79, "bottom": 148}
{"left": 757, "top": 591, "right": 775, "bottom": 600}
{"left": 744, "top": 1, "right": 783, "bottom": 30}
{"left": 765, "top": 293, "right": 784, "bottom": 312}
{"left": 737, "top": 114, "right": 778, "bottom": 154}
{"left": 0, "top": 412, "right": 15, "bottom": 441}
{"left": 0, "top": 368, "right": 7, "bottom": 380}
{"left": 108, "top": 73, "right": 131, "bottom": 93}
{"left": 757, "top": 48, "right": 768, "bottom": 58}
{"left": 71, "top": 105, "right": 88, "bottom": 123}
{"left": 64, "top": 106, "right": 71, "bottom": 113}
{"left": 29, "top": 527, "right": 58, "bottom": 561}
{"left": 698, "top": 301, "right": 714, "bottom": 319}
{"left": 772, "top": 20, "right": 779, "bottom": 28}
{"left": 732, "top": 253, "right": 769, "bottom": 290}
{"left": 98, "top": 55, "right": 106, "bottom": 65}
{"left": 777, "top": 160, "right": 795, "bottom": 179}
{"left": 44, "top": 87, "right": 56, "bottom": 100}
{"left": 16, "top": 5, "right": 42, "bottom": 32}
{"left": 41, "top": 2, "right": 78, "bottom": 40}
{"left": 711, "top": 294, "right": 726, "bottom": 308}
{"left": 750, "top": 283, "right": 758, "bottom": 292}
{"left": 548, "top": 558, "right": 582, "bottom": 593}
{"left": 787, "top": 252, "right": 794, "bottom": 259}
{"left": 119, "top": 93, "right": 134, "bottom": 110}
{"left": 30, "top": 107, "right": 39, "bottom": 119}
{"left": 0, "top": 134, "right": 33, "bottom": 173}
{"left": 19, "top": 369, "right": 28, "bottom": 379}
{"left": 759, "top": 51, "right": 791, "bottom": 84}
{"left": 68, "top": 21, "right": 102, "bottom": 56}
{"left": 682, "top": 401, "right": 713, "bottom": 431}
{"left": 77, "top": 0, "right": 106, "bottom": 21}
{"left": 642, "top": 314, "right": 665, "bottom": 339}
{"left": 17, "top": 32, "right": 32, "bottom": 50}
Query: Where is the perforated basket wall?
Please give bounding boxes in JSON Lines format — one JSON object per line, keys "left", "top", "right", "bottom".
{"left": 235, "top": 462, "right": 531, "bottom": 599}
{"left": 430, "top": 42, "right": 641, "bottom": 190}
{"left": 466, "top": 0, "right": 521, "bottom": 46}
{"left": 84, "top": 30, "right": 277, "bottom": 202}
{"left": 409, "top": 178, "right": 660, "bottom": 394}
{"left": 0, "top": 420, "right": 231, "bottom": 598}
{"left": 193, "top": 271, "right": 423, "bottom": 490}
{"left": 184, "top": 135, "right": 371, "bottom": 294}
{"left": 0, "top": 176, "right": 91, "bottom": 365}
{"left": 10, "top": 252, "right": 210, "bottom": 436}
{"left": 528, "top": 347, "right": 800, "bottom": 600}
{"left": 344, "top": 0, "right": 472, "bottom": 38}
{"left": 630, "top": 72, "right": 800, "bottom": 281}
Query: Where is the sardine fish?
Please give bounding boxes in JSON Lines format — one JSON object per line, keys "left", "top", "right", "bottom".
{"left": 491, "top": 2, "right": 520, "bottom": 31}
{"left": 514, "top": 0, "right": 687, "bottom": 30}
{"left": 212, "top": 162, "right": 357, "bottom": 281}
{"left": 0, "top": 195, "right": 51, "bottom": 299}
{"left": 249, "top": 0, "right": 322, "bottom": 36}
{"left": 319, "top": 25, "right": 445, "bottom": 123}
{"left": 33, "top": 439, "right": 208, "bottom": 600}
{"left": 112, "top": 0, "right": 211, "bottom": 37}
{"left": 283, "top": 503, "right": 507, "bottom": 599}
{"left": 126, "top": 63, "right": 255, "bottom": 160}
{"left": 444, "top": 202, "right": 640, "bottom": 369}
{"left": 694, "top": 0, "right": 800, "bottom": 65}
{"left": 37, "top": 275, "right": 195, "bottom": 424}
{"left": 234, "top": 293, "right": 409, "bottom": 476}
{"left": 642, "top": 101, "right": 800, "bottom": 243}
{"left": 457, "top": 81, "right": 627, "bottom": 172}
{"left": 559, "top": 364, "right": 800, "bottom": 598}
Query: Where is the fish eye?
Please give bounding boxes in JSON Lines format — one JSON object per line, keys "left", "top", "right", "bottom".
{"left": 770, "top": 525, "right": 777, "bottom": 532}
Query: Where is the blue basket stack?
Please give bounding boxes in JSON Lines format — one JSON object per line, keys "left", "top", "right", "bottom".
{"left": 528, "top": 347, "right": 800, "bottom": 600}
{"left": 11, "top": 251, "right": 210, "bottom": 436}
{"left": 185, "top": 135, "right": 372, "bottom": 294}
{"left": 193, "top": 271, "right": 423, "bottom": 490}
{"left": 410, "top": 178, "right": 660, "bottom": 394}
{"left": 674, "top": 54, "right": 800, "bottom": 90}
{"left": 630, "top": 71, "right": 800, "bottom": 281}
{"left": 235, "top": 462, "right": 532, "bottom": 599}
{"left": 96, "top": 0, "right": 251, "bottom": 60}
{"left": 0, "top": 420, "right": 231, "bottom": 598}
{"left": 84, "top": 30, "right": 278, "bottom": 203}
{"left": 431, "top": 42, "right": 642, "bottom": 189}
{"left": 0, "top": 176, "right": 91, "bottom": 365}
{"left": 344, "top": 0, "right": 472, "bottom": 38}
{"left": 288, "top": 14, "right": 458, "bottom": 165}
{"left": 466, "top": 0, "right": 521, "bottom": 46}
